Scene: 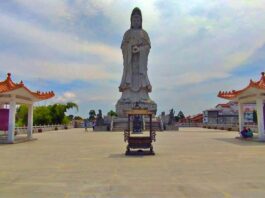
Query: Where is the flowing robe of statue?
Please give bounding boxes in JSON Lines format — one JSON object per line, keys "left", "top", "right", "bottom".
{"left": 119, "top": 29, "right": 152, "bottom": 102}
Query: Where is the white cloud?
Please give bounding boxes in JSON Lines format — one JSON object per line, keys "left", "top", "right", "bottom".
{"left": 0, "top": 12, "right": 121, "bottom": 64}
{"left": 68, "top": 0, "right": 161, "bottom": 32}
{"left": 148, "top": 0, "right": 265, "bottom": 92}
{"left": 53, "top": 91, "right": 78, "bottom": 103}
{"left": 0, "top": 53, "right": 119, "bottom": 82}
{"left": 153, "top": 71, "right": 230, "bottom": 90}
{"left": 14, "top": 0, "right": 71, "bottom": 20}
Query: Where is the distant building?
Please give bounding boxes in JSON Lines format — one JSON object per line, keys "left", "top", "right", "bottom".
{"left": 203, "top": 102, "right": 238, "bottom": 125}
{"left": 181, "top": 113, "right": 203, "bottom": 123}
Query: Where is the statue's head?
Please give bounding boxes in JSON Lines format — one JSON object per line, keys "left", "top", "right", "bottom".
{"left": 130, "top": 7, "right": 142, "bottom": 29}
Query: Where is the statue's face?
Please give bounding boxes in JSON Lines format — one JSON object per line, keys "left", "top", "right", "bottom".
{"left": 131, "top": 14, "right": 141, "bottom": 29}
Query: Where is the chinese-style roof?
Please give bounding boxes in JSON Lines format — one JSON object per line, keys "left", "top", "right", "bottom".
{"left": 189, "top": 113, "right": 203, "bottom": 120}
{"left": 218, "top": 72, "right": 265, "bottom": 100}
{"left": 215, "top": 103, "right": 230, "bottom": 108}
{"left": 179, "top": 113, "right": 203, "bottom": 123}
{"left": 0, "top": 73, "right": 54, "bottom": 100}
{"left": 191, "top": 114, "right": 203, "bottom": 122}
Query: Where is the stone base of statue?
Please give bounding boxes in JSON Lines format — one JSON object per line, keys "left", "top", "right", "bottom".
{"left": 111, "top": 117, "right": 128, "bottom": 131}
{"left": 164, "top": 124, "right": 179, "bottom": 131}
{"left": 94, "top": 125, "right": 109, "bottom": 131}
{"left": 116, "top": 99, "right": 157, "bottom": 118}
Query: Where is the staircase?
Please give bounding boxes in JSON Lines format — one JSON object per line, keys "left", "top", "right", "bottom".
{"left": 111, "top": 118, "right": 164, "bottom": 132}
{"left": 144, "top": 120, "right": 163, "bottom": 131}
{"left": 111, "top": 118, "right": 129, "bottom": 131}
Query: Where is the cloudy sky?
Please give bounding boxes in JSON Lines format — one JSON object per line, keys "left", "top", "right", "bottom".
{"left": 1, "top": 0, "right": 265, "bottom": 117}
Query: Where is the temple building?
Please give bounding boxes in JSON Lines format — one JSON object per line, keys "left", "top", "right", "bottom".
{"left": 0, "top": 73, "right": 54, "bottom": 143}
{"left": 203, "top": 102, "right": 238, "bottom": 125}
{"left": 218, "top": 72, "right": 265, "bottom": 141}
{"left": 180, "top": 113, "right": 203, "bottom": 124}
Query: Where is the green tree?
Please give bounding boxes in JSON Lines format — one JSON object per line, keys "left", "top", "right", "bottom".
{"left": 88, "top": 110, "right": 96, "bottom": 121}
{"left": 16, "top": 104, "right": 28, "bottom": 126}
{"left": 33, "top": 106, "right": 52, "bottom": 125}
{"left": 68, "top": 114, "right": 74, "bottom": 121}
{"left": 74, "top": 116, "right": 83, "bottom": 120}
{"left": 49, "top": 102, "right": 78, "bottom": 124}
{"left": 177, "top": 111, "right": 185, "bottom": 119}
{"left": 107, "top": 110, "right": 118, "bottom": 117}
{"left": 66, "top": 102, "right": 79, "bottom": 111}
{"left": 17, "top": 102, "right": 79, "bottom": 126}
{"left": 174, "top": 116, "right": 180, "bottom": 122}
{"left": 253, "top": 110, "right": 257, "bottom": 124}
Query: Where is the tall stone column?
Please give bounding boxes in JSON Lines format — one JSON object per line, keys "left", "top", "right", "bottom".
{"left": 8, "top": 96, "right": 16, "bottom": 143}
{"left": 27, "top": 103, "right": 33, "bottom": 138}
{"left": 256, "top": 98, "right": 265, "bottom": 141}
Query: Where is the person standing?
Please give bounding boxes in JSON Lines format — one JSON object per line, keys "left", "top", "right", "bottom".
{"left": 84, "top": 119, "right": 88, "bottom": 132}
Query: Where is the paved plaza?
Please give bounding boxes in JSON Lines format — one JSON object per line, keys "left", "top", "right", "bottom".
{"left": 1, "top": 128, "right": 265, "bottom": 198}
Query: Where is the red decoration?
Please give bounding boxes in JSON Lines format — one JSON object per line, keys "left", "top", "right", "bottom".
{"left": 0, "top": 109, "right": 9, "bottom": 131}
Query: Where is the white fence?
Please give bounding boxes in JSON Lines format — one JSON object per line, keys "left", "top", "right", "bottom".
{"left": 176, "top": 122, "right": 258, "bottom": 133}
{"left": 202, "top": 123, "right": 258, "bottom": 133}
{"left": 177, "top": 123, "right": 203, "bottom": 127}
{"left": 15, "top": 124, "right": 74, "bottom": 134}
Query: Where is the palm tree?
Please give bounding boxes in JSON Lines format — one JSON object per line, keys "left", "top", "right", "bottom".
{"left": 66, "top": 102, "right": 79, "bottom": 112}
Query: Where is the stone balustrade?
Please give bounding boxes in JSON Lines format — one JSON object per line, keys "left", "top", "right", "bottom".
{"left": 202, "top": 123, "right": 258, "bottom": 133}
{"left": 15, "top": 124, "right": 74, "bottom": 134}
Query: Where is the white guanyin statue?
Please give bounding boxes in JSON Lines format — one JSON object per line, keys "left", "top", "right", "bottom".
{"left": 116, "top": 7, "right": 157, "bottom": 117}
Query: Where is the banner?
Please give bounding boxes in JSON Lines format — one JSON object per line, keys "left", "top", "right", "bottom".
{"left": 0, "top": 109, "right": 9, "bottom": 131}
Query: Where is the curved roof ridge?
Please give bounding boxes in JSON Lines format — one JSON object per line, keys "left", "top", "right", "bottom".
{"left": 0, "top": 73, "right": 54, "bottom": 100}
{"left": 218, "top": 72, "right": 265, "bottom": 100}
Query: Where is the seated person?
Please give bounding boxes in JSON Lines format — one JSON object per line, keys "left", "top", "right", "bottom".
{"left": 240, "top": 127, "right": 248, "bottom": 138}
{"left": 246, "top": 128, "right": 253, "bottom": 138}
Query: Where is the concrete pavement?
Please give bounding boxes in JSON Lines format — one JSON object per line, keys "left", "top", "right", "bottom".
{"left": 1, "top": 128, "right": 265, "bottom": 198}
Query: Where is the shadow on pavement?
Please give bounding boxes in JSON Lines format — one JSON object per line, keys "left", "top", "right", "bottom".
{"left": 109, "top": 152, "right": 156, "bottom": 158}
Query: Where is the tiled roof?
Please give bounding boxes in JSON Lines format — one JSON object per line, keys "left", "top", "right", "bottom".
{"left": 216, "top": 103, "right": 230, "bottom": 108}
{"left": 0, "top": 73, "right": 54, "bottom": 100}
{"left": 218, "top": 72, "right": 265, "bottom": 100}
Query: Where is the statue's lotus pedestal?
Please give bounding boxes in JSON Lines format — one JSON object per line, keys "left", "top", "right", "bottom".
{"left": 116, "top": 100, "right": 157, "bottom": 118}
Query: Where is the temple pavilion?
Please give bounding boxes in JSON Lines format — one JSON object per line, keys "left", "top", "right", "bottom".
{"left": 0, "top": 73, "right": 54, "bottom": 143}
{"left": 218, "top": 72, "right": 265, "bottom": 141}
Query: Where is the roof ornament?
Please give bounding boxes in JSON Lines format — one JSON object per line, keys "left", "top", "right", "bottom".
{"left": 7, "top": 73, "right": 11, "bottom": 79}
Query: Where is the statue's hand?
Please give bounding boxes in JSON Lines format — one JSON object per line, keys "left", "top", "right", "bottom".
{"left": 132, "top": 45, "right": 140, "bottom": 53}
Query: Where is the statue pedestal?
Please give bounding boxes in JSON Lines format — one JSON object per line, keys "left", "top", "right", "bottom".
{"left": 116, "top": 100, "right": 157, "bottom": 118}
{"left": 164, "top": 124, "right": 179, "bottom": 131}
{"left": 94, "top": 125, "right": 109, "bottom": 131}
